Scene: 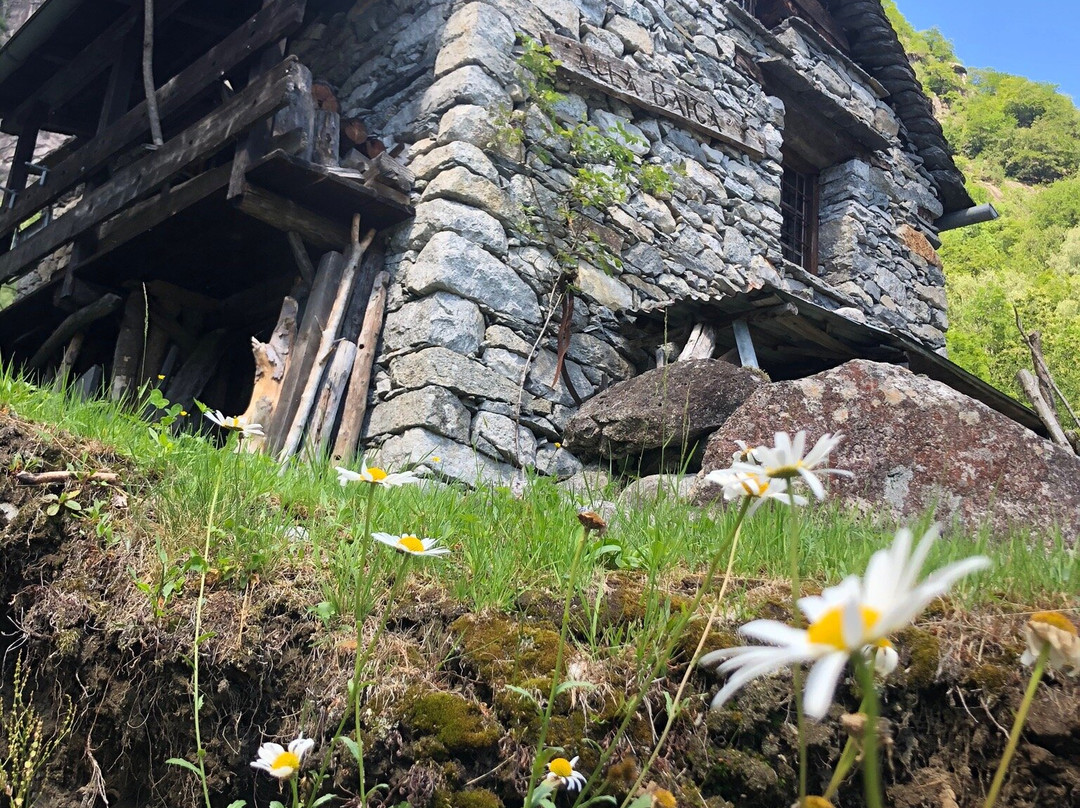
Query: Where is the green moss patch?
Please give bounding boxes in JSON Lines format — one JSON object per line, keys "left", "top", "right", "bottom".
{"left": 400, "top": 690, "right": 502, "bottom": 760}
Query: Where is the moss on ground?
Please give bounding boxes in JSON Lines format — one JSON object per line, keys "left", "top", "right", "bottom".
{"left": 400, "top": 690, "right": 502, "bottom": 760}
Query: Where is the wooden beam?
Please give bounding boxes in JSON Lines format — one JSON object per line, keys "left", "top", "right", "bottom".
{"left": 83, "top": 162, "right": 235, "bottom": 265}
{"left": 777, "top": 314, "right": 859, "bottom": 358}
{"left": 0, "top": 57, "right": 305, "bottom": 285}
{"left": 235, "top": 183, "right": 351, "bottom": 250}
{"left": 28, "top": 293, "right": 123, "bottom": 370}
{"left": 732, "top": 319, "right": 760, "bottom": 369}
{"left": 0, "top": 0, "right": 307, "bottom": 239}
{"left": 3, "top": 110, "right": 42, "bottom": 209}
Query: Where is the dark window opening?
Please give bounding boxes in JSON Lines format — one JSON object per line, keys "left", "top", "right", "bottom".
{"left": 734, "top": 0, "right": 758, "bottom": 14}
{"left": 780, "top": 165, "right": 819, "bottom": 273}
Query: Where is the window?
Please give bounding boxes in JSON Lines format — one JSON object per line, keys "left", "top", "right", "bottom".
{"left": 780, "top": 164, "right": 819, "bottom": 272}
{"left": 734, "top": 0, "right": 758, "bottom": 13}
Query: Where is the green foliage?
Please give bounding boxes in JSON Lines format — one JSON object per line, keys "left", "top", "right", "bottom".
{"left": 886, "top": 3, "right": 1080, "bottom": 412}
{"left": 1, "top": 654, "right": 75, "bottom": 807}
{"left": 498, "top": 36, "right": 673, "bottom": 273}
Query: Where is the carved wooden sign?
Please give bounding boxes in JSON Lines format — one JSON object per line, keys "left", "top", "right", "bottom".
{"left": 543, "top": 34, "right": 767, "bottom": 159}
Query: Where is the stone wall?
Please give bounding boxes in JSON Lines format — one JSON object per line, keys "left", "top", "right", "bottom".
{"left": 286, "top": 0, "right": 954, "bottom": 483}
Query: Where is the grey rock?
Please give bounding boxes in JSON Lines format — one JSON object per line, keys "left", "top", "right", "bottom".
{"left": 390, "top": 347, "right": 520, "bottom": 402}
{"left": 567, "top": 332, "right": 635, "bottom": 380}
{"left": 365, "top": 386, "right": 471, "bottom": 442}
{"left": 576, "top": 262, "right": 635, "bottom": 312}
{"left": 383, "top": 292, "right": 485, "bottom": 356}
{"left": 564, "top": 359, "right": 766, "bottom": 461}
{"left": 375, "top": 428, "right": 515, "bottom": 487}
{"left": 405, "top": 232, "right": 540, "bottom": 323}
{"left": 617, "top": 474, "right": 696, "bottom": 507}
{"left": 472, "top": 410, "right": 537, "bottom": 466}
{"left": 437, "top": 104, "right": 499, "bottom": 148}
{"left": 418, "top": 66, "right": 510, "bottom": 118}
{"left": 409, "top": 141, "right": 498, "bottom": 182}
{"left": 535, "top": 444, "right": 584, "bottom": 479}
{"left": 484, "top": 325, "right": 533, "bottom": 355}
{"left": 421, "top": 166, "right": 520, "bottom": 226}
{"left": 605, "top": 15, "right": 654, "bottom": 54}
{"left": 407, "top": 199, "right": 508, "bottom": 256}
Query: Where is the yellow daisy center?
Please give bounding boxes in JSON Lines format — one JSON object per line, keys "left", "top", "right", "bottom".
{"left": 1031, "top": 611, "right": 1078, "bottom": 636}
{"left": 549, "top": 758, "right": 573, "bottom": 778}
{"left": 807, "top": 605, "right": 881, "bottom": 650}
{"left": 739, "top": 473, "right": 770, "bottom": 496}
{"left": 800, "top": 798, "right": 836, "bottom": 808}
{"left": 366, "top": 467, "right": 388, "bottom": 482}
{"left": 398, "top": 535, "right": 425, "bottom": 553}
{"left": 766, "top": 460, "right": 803, "bottom": 479}
{"left": 271, "top": 750, "right": 300, "bottom": 773}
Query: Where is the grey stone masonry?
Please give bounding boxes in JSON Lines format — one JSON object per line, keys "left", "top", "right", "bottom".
{"left": 290, "top": 0, "right": 959, "bottom": 484}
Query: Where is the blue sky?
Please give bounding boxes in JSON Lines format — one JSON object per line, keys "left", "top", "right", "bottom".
{"left": 894, "top": 0, "right": 1080, "bottom": 103}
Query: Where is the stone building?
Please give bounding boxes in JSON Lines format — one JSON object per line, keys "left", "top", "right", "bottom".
{"left": 0, "top": 0, "right": 1014, "bottom": 481}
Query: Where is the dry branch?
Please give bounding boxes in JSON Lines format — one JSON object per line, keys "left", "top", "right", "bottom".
{"left": 1016, "top": 369, "right": 1071, "bottom": 449}
{"left": 17, "top": 471, "right": 119, "bottom": 486}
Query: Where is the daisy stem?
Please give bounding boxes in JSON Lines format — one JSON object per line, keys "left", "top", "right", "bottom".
{"left": 525, "top": 524, "right": 589, "bottom": 807}
{"left": 617, "top": 499, "right": 751, "bottom": 808}
{"left": 190, "top": 456, "right": 224, "bottom": 808}
{"left": 354, "top": 484, "right": 377, "bottom": 770}
{"left": 823, "top": 693, "right": 871, "bottom": 799}
{"left": 982, "top": 645, "right": 1049, "bottom": 808}
{"left": 787, "top": 490, "right": 808, "bottom": 803}
{"left": 291, "top": 775, "right": 300, "bottom": 808}
{"left": 853, "top": 654, "right": 884, "bottom": 808}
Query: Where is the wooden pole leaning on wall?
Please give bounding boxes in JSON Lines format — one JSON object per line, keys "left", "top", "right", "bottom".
{"left": 305, "top": 339, "right": 358, "bottom": 456}
{"left": 332, "top": 270, "right": 389, "bottom": 464}
{"left": 277, "top": 215, "right": 375, "bottom": 463}
{"left": 240, "top": 295, "right": 299, "bottom": 453}
{"left": 1017, "top": 368, "right": 1072, "bottom": 450}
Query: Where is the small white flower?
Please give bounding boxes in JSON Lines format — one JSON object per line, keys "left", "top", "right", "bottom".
{"left": 250, "top": 735, "right": 314, "bottom": 780}
{"left": 866, "top": 641, "right": 899, "bottom": 677}
{"left": 335, "top": 458, "right": 419, "bottom": 487}
{"left": 1021, "top": 612, "right": 1080, "bottom": 674}
{"left": 704, "top": 466, "right": 808, "bottom": 515}
{"left": 372, "top": 532, "right": 450, "bottom": 557}
{"left": 204, "top": 409, "right": 264, "bottom": 438}
{"left": 701, "top": 525, "right": 989, "bottom": 719}
{"left": 732, "top": 430, "right": 850, "bottom": 500}
{"left": 545, "top": 755, "right": 587, "bottom": 792}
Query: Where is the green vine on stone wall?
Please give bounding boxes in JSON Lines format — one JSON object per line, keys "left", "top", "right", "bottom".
{"left": 495, "top": 36, "right": 676, "bottom": 277}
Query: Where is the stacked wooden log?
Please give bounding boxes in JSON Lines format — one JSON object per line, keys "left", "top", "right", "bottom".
{"left": 248, "top": 214, "right": 390, "bottom": 463}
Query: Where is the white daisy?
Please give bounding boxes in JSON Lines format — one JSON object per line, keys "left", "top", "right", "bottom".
{"left": 371, "top": 532, "right": 450, "bottom": 557}
{"left": 335, "top": 458, "right": 419, "bottom": 487}
{"left": 704, "top": 466, "right": 808, "bottom": 515}
{"left": 545, "top": 755, "right": 587, "bottom": 792}
{"left": 1021, "top": 612, "right": 1080, "bottom": 674}
{"left": 204, "top": 409, "right": 264, "bottom": 438}
{"left": 250, "top": 735, "right": 314, "bottom": 780}
{"left": 701, "top": 525, "right": 989, "bottom": 719}
{"left": 732, "top": 430, "right": 850, "bottom": 500}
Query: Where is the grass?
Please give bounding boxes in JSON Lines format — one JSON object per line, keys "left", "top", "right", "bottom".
{"left": 0, "top": 365, "right": 1076, "bottom": 636}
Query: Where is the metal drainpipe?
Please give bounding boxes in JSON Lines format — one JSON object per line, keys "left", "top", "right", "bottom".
{"left": 934, "top": 203, "right": 1000, "bottom": 233}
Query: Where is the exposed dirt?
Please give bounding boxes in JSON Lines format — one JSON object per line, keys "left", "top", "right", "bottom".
{"left": 0, "top": 413, "right": 1077, "bottom": 808}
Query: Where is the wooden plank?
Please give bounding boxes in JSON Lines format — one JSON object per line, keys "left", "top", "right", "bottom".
{"left": 3, "top": 112, "right": 41, "bottom": 209}
{"left": 731, "top": 319, "right": 759, "bottom": 369}
{"left": 0, "top": 57, "right": 305, "bottom": 285}
{"left": 0, "top": 0, "right": 307, "bottom": 239}
{"left": 306, "top": 339, "right": 358, "bottom": 456}
{"left": 111, "top": 291, "right": 146, "bottom": 402}
{"left": 163, "top": 329, "right": 227, "bottom": 420}
{"left": 777, "top": 313, "right": 859, "bottom": 358}
{"left": 235, "top": 183, "right": 351, "bottom": 250}
{"left": 332, "top": 270, "right": 389, "bottom": 463}
{"left": 312, "top": 110, "right": 340, "bottom": 166}
{"left": 240, "top": 295, "right": 298, "bottom": 452}
{"left": 264, "top": 251, "right": 345, "bottom": 453}
{"left": 83, "top": 162, "right": 235, "bottom": 265}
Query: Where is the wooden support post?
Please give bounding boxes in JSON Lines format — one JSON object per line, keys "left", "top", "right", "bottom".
{"left": 28, "top": 293, "right": 123, "bottom": 370}
{"left": 731, "top": 319, "right": 759, "bottom": 370}
{"left": 312, "top": 110, "right": 340, "bottom": 166}
{"left": 162, "top": 329, "right": 227, "bottom": 421}
{"left": 278, "top": 221, "right": 375, "bottom": 462}
{"left": 142, "top": 0, "right": 165, "bottom": 146}
{"left": 676, "top": 322, "right": 717, "bottom": 361}
{"left": 53, "top": 333, "right": 86, "bottom": 392}
{"left": 141, "top": 294, "right": 182, "bottom": 386}
{"left": 4, "top": 110, "right": 41, "bottom": 209}
{"left": 240, "top": 296, "right": 299, "bottom": 452}
{"left": 272, "top": 63, "right": 314, "bottom": 162}
{"left": 111, "top": 291, "right": 146, "bottom": 402}
{"left": 264, "top": 251, "right": 346, "bottom": 453}
{"left": 306, "top": 339, "right": 358, "bottom": 456}
{"left": 333, "top": 270, "right": 389, "bottom": 463}
{"left": 285, "top": 231, "right": 316, "bottom": 287}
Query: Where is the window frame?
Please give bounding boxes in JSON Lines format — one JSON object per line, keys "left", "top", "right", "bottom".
{"left": 779, "top": 159, "right": 820, "bottom": 274}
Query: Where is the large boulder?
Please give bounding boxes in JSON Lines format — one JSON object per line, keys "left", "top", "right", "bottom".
{"left": 693, "top": 360, "right": 1080, "bottom": 543}
{"left": 563, "top": 359, "right": 766, "bottom": 465}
